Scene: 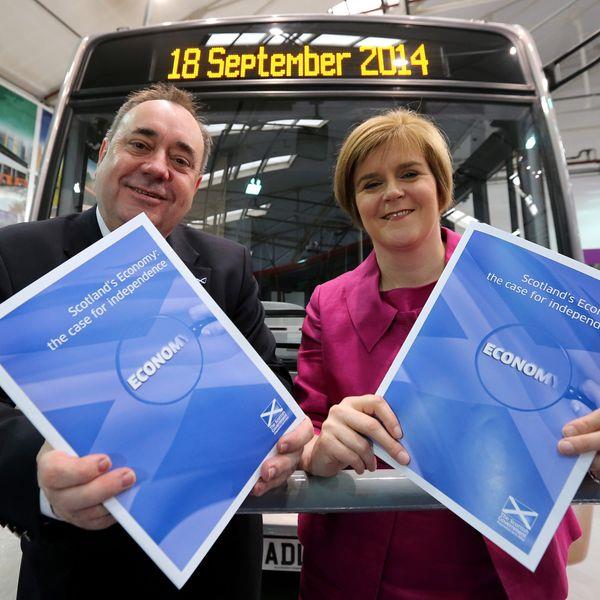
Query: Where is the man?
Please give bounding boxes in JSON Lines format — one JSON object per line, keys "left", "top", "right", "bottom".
{"left": 0, "top": 84, "right": 312, "bottom": 599}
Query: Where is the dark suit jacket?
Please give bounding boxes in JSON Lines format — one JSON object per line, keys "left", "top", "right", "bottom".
{"left": 0, "top": 208, "right": 290, "bottom": 599}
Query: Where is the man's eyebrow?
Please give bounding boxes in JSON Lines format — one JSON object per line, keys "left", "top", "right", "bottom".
{"left": 129, "top": 128, "right": 197, "bottom": 164}
{"left": 130, "top": 127, "right": 158, "bottom": 138}
{"left": 174, "top": 140, "right": 197, "bottom": 163}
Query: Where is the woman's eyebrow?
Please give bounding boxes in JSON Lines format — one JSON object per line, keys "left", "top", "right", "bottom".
{"left": 355, "top": 171, "right": 379, "bottom": 186}
{"left": 355, "top": 161, "right": 421, "bottom": 185}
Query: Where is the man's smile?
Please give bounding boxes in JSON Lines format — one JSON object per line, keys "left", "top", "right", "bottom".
{"left": 125, "top": 184, "right": 166, "bottom": 201}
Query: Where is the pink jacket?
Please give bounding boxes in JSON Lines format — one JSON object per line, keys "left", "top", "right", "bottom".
{"left": 295, "top": 228, "right": 580, "bottom": 600}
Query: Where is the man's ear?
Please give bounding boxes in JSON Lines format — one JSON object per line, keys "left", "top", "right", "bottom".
{"left": 194, "top": 174, "right": 203, "bottom": 193}
{"left": 98, "top": 138, "right": 109, "bottom": 165}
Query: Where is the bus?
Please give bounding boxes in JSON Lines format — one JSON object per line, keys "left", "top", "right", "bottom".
{"left": 28, "top": 13, "right": 585, "bottom": 579}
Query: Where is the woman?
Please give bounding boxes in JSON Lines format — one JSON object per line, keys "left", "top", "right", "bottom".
{"left": 295, "top": 108, "right": 595, "bottom": 599}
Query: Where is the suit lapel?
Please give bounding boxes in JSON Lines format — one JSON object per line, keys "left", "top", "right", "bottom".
{"left": 63, "top": 209, "right": 212, "bottom": 288}
{"left": 344, "top": 251, "right": 397, "bottom": 353}
{"left": 167, "top": 225, "right": 212, "bottom": 290}
{"left": 63, "top": 207, "right": 102, "bottom": 258}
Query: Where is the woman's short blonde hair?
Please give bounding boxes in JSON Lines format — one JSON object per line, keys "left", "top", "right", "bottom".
{"left": 334, "top": 108, "right": 454, "bottom": 228}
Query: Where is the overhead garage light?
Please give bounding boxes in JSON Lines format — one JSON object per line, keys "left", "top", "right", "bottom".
{"left": 235, "top": 33, "right": 267, "bottom": 45}
{"left": 208, "top": 120, "right": 327, "bottom": 135}
{"left": 206, "top": 123, "right": 247, "bottom": 136}
{"left": 199, "top": 155, "right": 296, "bottom": 189}
{"left": 191, "top": 202, "right": 272, "bottom": 228}
{"left": 356, "top": 37, "right": 402, "bottom": 47}
{"left": 311, "top": 34, "right": 361, "bottom": 47}
{"left": 205, "top": 33, "right": 239, "bottom": 47}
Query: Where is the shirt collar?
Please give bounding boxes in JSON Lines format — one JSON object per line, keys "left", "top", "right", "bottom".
{"left": 95, "top": 206, "right": 111, "bottom": 237}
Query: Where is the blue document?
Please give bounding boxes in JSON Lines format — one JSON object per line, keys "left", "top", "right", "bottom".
{"left": 376, "top": 222, "right": 599, "bottom": 570}
{"left": 0, "top": 214, "right": 304, "bottom": 588}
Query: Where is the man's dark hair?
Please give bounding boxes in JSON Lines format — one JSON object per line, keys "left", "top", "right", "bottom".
{"left": 106, "top": 83, "right": 212, "bottom": 173}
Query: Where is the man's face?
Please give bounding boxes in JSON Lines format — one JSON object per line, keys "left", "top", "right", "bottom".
{"left": 94, "top": 99, "right": 204, "bottom": 237}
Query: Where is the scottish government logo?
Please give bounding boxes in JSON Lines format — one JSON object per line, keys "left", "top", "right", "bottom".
{"left": 497, "top": 496, "right": 538, "bottom": 541}
{"left": 260, "top": 398, "right": 289, "bottom": 434}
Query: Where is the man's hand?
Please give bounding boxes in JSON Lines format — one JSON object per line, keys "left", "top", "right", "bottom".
{"left": 558, "top": 380, "right": 600, "bottom": 479}
{"left": 251, "top": 418, "right": 314, "bottom": 496}
{"left": 306, "top": 394, "right": 409, "bottom": 478}
{"left": 37, "top": 442, "right": 136, "bottom": 530}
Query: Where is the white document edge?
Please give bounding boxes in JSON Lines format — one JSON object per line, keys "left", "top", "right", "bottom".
{"left": 375, "top": 221, "right": 598, "bottom": 571}
{"left": 0, "top": 213, "right": 306, "bottom": 588}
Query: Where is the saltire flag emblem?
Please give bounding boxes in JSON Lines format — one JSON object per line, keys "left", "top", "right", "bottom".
{"left": 501, "top": 496, "right": 538, "bottom": 531}
{"left": 260, "top": 398, "right": 286, "bottom": 433}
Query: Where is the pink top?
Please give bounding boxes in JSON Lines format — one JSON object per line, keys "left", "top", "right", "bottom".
{"left": 295, "top": 228, "right": 580, "bottom": 600}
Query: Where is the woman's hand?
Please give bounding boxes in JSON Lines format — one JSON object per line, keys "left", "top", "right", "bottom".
{"left": 558, "top": 380, "right": 600, "bottom": 479}
{"left": 251, "top": 418, "right": 314, "bottom": 496}
{"left": 304, "top": 394, "right": 409, "bottom": 478}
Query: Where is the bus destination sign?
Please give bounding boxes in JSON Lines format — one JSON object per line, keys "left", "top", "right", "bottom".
{"left": 79, "top": 23, "right": 525, "bottom": 91}
{"left": 162, "top": 43, "right": 441, "bottom": 81}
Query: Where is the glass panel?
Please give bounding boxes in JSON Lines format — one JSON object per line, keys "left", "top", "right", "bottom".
{"left": 439, "top": 102, "right": 558, "bottom": 251}
{"left": 62, "top": 98, "right": 565, "bottom": 308}
{"left": 51, "top": 111, "right": 113, "bottom": 217}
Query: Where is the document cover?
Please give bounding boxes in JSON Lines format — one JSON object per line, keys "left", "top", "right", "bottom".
{"left": 0, "top": 214, "right": 305, "bottom": 587}
{"left": 376, "top": 222, "right": 599, "bottom": 570}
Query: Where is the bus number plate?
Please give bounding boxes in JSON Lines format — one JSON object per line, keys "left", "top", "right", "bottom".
{"left": 262, "top": 536, "right": 303, "bottom": 572}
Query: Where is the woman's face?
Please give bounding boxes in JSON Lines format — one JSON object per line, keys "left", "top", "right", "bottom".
{"left": 353, "top": 142, "right": 440, "bottom": 252}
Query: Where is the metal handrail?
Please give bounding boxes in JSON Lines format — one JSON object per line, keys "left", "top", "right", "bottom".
{"left": 238, "top": 470, "right": 600, "bottom": 514}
